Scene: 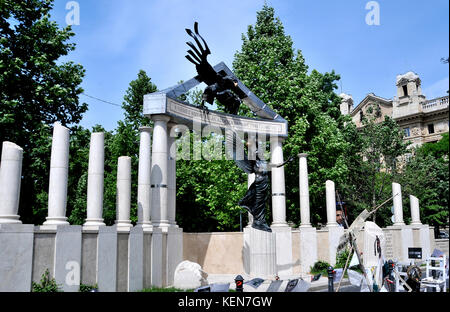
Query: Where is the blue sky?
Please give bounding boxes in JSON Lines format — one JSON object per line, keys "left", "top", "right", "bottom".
{"left": 50, "top": 0, "right": 449, "bottom": 131}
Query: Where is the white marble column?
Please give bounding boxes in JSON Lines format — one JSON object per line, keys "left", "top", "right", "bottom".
{"left": 84, "top": 132, "right": 105, "bottom": 228}
{"left": 409, "top": 195, "right": 421, "bottom": 225}
{"left": 115, "top": 156, "right": 133, "bottom": 230}
{"left": 137, "top": 126, "right": 152, "bottom": 229}
{"left": 151, "top": 115, "right": 170, "bottom": 228}
{"left": 392, "top": 182, "right": 405, "bottom": 226}
{"left": 0, "top": 142, "right": 23, "bottom": 223}
{"left": 326, "top": 180, "right": 338, "bottom": 227}
{"left": 298, "top": 153, "right": 311, "bottom": 227}
{"left": 43, "top": 122, "right": 70, "bottom": 226}
{"left": 325, "top": 180, "right": 343, "bottom": 265}
{"left": 167, "top": 123, "right": 177, "bottom": 227}
{"left": 270, "top": 136, "right": 287, "bottom": 227}
{"left": 247, "top": 133, "right": 257, "bottom": 227}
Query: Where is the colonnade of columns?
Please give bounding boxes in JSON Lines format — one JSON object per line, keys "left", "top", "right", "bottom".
{"left": 0, "top": 120, "right": 425, "bottom": 232}
{"left": 0, "top": 120, "right": 179, "bottom": 230}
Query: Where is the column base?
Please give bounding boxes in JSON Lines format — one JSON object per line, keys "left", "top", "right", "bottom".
{"left": 152, "top": 221, "right": 172, "bottom": 230}
{"left": 0, "top": 215, "right": 22, "bottom": 224}
{"left": 270, "top": 221, "right": 289, "bottom": 228}
{"left": 42, "top": 217, "right": 69, "bottom": 226}
{"left": 83, "top": 219, "right": 105, "bottom": 230}
{"left": 115, "top": 220, "right": 133, "bottom": 232}
{"left": 136, "top": 222, "right": 153, "bottom": 228}
{"left": 326, "top": 225, "right": 344, "bottom": 266}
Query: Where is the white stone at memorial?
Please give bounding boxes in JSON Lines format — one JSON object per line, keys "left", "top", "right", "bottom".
{"left": 137, "top": 126, "right": 152, "bottom": 229}
{"left": 173, "top": 260, "right": 208, "bottom": 290}
{"left": 151, "top": 115, "right": 170, "bottom": 228}
{"left": 0, "top": 142, "right": 23, "bottom": 224}
{"left": 43, "top": 122, "right": 70, "bottom": 226}
{"left": 325, "top": 180, "right": 338, "bottom": 227}
{"left": 409, "top": 195, "right": 421, "bottom": 225}
{"left": 115, "top": 156, "right": 133, "bottom": 230}
{"left": 167, "top": 123, "right": 177, "bottom": 227}
{"left": 392, "top": 182, "right": 405, "bottom": 226}
{"left": 270, "top": 136, "right": 287, "bottom": 227}
{"left": 298, "top": 153, "right": 311, "bottom": 227}
{"left": 84, "top": 132, "right": 105, "bottom": 228}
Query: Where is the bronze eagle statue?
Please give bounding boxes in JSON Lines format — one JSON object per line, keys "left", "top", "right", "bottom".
{"left": 185, "top": 22, "right": 241, "bottom": 115}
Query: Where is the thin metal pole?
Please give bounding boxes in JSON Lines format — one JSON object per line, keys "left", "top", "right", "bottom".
{"left": 336, "top": 245, "right": 354, "bottom": 292}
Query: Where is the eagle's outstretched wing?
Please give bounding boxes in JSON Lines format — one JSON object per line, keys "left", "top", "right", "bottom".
{"left": 225, "top": 129, "right": 255, "bottom": 174}
{"left": 337, "top": 209, "right": 371, "bottom": 253}
{"left": 185, "top": 22, "right": 220, "bottom": 86}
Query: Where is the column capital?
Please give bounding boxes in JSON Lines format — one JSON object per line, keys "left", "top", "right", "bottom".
{"left": 151, "top": 114, "right": 171, "bottom": 122}
{"left": 139, "top": 126, "right": 153, "bottom": 133}
{"left": 298, "top": 153, "right": 308, "bottom": 158}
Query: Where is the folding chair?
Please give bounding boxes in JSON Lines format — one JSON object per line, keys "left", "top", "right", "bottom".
{"left": 420, "top": 255, "right": 447, "bottom": 292}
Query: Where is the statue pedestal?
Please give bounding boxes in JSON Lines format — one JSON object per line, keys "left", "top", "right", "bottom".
{"left": 385, "top": 225, "right": 414, "bottom": 262}
{"left": 243, "top": 227, "right": 277, "bottom": 278}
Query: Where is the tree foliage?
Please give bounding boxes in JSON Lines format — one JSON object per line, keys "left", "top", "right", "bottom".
{"left": 175, "top": 89, "right": 249, "bottom": 231}
{"left": 68, "top": 70, "right": 157, "bottom": 225}
{"left": 339, "top": 106, "right": 410, "bottom": 226}
{"left": 232, "top": 4, "right": 348, "bottom": 226}
{"left": 398, "top": 134, "right": 449, "bottom": 229}
{"left": 1, "top": 2, "right": 447, "bottom": 233}
{"left": 0, "top": 0, "right": 86, "bottom": 223}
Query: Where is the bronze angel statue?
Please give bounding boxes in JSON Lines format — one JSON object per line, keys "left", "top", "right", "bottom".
{"left": 185, "top": 22, "right": 241, "bottom": 115}
{"left": 225, "top": 131, "right": 294, "bottom": 232}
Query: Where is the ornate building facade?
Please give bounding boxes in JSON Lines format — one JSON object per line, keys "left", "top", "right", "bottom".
{"left": 340, "top": 71, "right": 449, "bottom": 149}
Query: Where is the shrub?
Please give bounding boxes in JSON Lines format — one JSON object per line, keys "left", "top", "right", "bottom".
{"left": 79, "top": 284, "right": 98, "bottom": 292}
{"left": 32, "top": 269, "right": 61, "bottom": 292}
{"left": 310, "top": 260, "right": 331, "bottom": 274}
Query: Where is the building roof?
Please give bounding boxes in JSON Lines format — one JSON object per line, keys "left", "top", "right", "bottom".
{"left": 350, "top": 93, "right": 392, "bottom": 116}
{"left": 396, "top": 71, "right": 421, "bottom": 86}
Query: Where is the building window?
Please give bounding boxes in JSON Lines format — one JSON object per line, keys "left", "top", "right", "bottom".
{"left": 427, "top": 124, "right": 435, "bottom": 134}
{"left": 403, "top": 127, "right": 410, "bottom": 137}
{"left": 402, "top": 85, "right": 408, "bottom": 97}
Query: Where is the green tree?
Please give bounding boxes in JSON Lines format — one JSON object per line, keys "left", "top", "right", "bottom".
{"left": 98, "top": 70, "right": 157, "bottom": 225}
{"left": 0, "top": 0, "right": 86, "bottom": 223}
{"left": 174, "top": 89, "right": 248, "bottom": 231}
{"left": 122, "top": 70, "right": 157, "bottom": 131}
{"left": 399, "top": 134, "right": 449, "bottom": 234}
{"left": 340, "top": 105, "right": 411, "bottom": 226}
{"left": 416, "top": 132, "right": 449, "bottom": 159}
{"left": 232, "top": 4, "right": 349, "bottom": 226}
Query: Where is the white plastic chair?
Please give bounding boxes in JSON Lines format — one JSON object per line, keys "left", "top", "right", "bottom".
{"left": 420, "top": 255, "right": 447, "bottom": 292}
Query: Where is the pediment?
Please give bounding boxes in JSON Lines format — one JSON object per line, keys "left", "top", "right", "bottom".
{"left": 351, "top": 93, "right": 392, "bottom": 116}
